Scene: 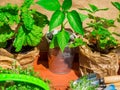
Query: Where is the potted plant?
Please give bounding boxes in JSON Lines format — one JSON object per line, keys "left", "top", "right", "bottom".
{"left": 0, "top": 66, "right": 50, "bottom": 90}
{"left": 37, "top": 0, "right": 84, "bottom": 74}
{"left": 78, "top": 4, "right": 119, "bottom": 78}
{"left": 0, "top": 0, "right": 48, "bottom": 68}
{"left": 112, "top": 1, "right": 120, "bottom": 74}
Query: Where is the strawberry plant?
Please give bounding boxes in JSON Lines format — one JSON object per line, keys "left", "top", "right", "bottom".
{"left": 79, "top": 4, "right": 118, "bottom": 53}
{"left": 37, "top": 0, "right": 84, "bottom": 52}
{"left": 0, "top": 0, "right": 48, "bottom": 52}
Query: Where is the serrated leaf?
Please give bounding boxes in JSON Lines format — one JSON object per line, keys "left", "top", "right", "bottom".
{"left": 62, "top": 0, "right": 72, "bottom": 11}
{"left": 49, "top": 10, "right": 65, "bottom": 31}
{"left": 22, "top": 11, "right": 34, "bottom": 31}
{"left": 0, "top": 4, "right": 19, "bottom": 25}
{"left": 26, "top": 25, "right": 43, "bottom": 46}
{"left": 37, "top": 0, "right": 60, "bottom": 11}
{"left": 112, "top": 2, "right": 120, "bottom": 10}
{"left": 89, "top": 4, "right": 99, "bottom": 12}
{"left": 79, "top": 13, "right": 88, "bottom": 22}
{"left": 0, "top": 25, "right": 14, "bottom": 42}
{"left": 13, "top": 26, "right": 26, "bottom": 52}
{"left": 33, "top": 11, "right": 49, "bottom": 27}
{"left": 67, "top": 10, "right": 84, "bottom": 35}
{"left": 57, "top": 30, "right": 70, "bottom": 52}
{"left": 13, "top": 25, "right": 43, "bottom": 52}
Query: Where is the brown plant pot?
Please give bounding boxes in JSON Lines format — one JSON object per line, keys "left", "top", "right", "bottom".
{"left": 79, "top": 45, "right": 119, "bottom": 78}
{"left": 0, "top": 47, "right": 40, "bottom": 69}
{"left": 48, "top": 47, "right": 75, "bottom": 74}
{"left": 0, "top": 56, "right": 20, "bottom": 69}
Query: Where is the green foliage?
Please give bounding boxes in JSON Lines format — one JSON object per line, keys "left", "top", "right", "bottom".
{"left": 32, "top": 11, "right": 49, "bottom": 27}
{"left": 49, "top": 10, "right": 65, "bottom": 31}
{"left": 49, "top": 34, "right": 58, "bottom": 49}
{"left": 37, "top": 0, "right": 84, "bottom": 51}
{"left": 69, "top": 38, "right": 86, "bottom": 48}
{"left": 112, "top": 2, "right": 120, "bottom": 10}
{"left": 0, "top": 0, "right": 48, "bottom": 52}
{"left": 21, "top": 0, "right": 34, "bottom": 9}
{"left": 79, "top": 4, "right": 108, "bottom": 13}
{"left": 70, "top": 76, "right": 97, "bottom": 90}
{"left": 57, "top": 30, "right": 70, "bottom": 52}
{"left": 79, "top": 4, "right": 118, "bottom": 53}
{"left": 112, "top": 2, "right": 120, "bottom": 23}
{"left": 0, "top": 25, "right": 14, "bottom": 43}
{"left": 67, "top": 10, "right": 84, "bottom": 35}
{"left": 0, "top": 2, "right": 19, "bottom": 47}
{"left": 37, "top": 0, "right": 60, "bottom": 11}
{"left": 21, "top": 11, "right": 34, "bottom": 31}
{"left": 0, "top": 3, "right": 19, "bottom": 25}
{"left": 90, "top": 28, "right": 117, "bottom": 51}
{"left": 62, "top": 0, "right": 72, "bottom": 11}
{"left": 79, "top": 13, "right": 88, "bottom": 22}
{"left": 0, "top": 67, "right": 49, "bottom": 90}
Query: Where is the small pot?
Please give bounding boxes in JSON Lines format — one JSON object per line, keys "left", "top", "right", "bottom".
{"left": 48, "top": 47, "right": 75, "bottom": 74}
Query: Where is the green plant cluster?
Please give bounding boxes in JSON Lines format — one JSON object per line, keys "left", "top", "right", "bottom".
{"left": 79, "top": 4, "right": 118, "bottom": 53}
{"left": 37, "top": 0, "right": 85, "bottom": 52}
{"left": 0, "top": 66, "right": 49, "bottom": 90}
{"left": 0, "top": 0, "right": 48, "bottom": 52}
{"left": 112, "top": 2, "right": 120, "bottom": 23}
{"left": 70, "top": 76, "right": 98, "bottom": 90}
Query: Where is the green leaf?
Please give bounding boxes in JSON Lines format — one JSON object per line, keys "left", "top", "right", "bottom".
{"left": 49, "top": 34, "right": 58, "bottom": 48}
{"left": 89, "top": 4, "right": 99, "bottom": 12}
{"left": 57, "top": 30, "right": 70, "bottom": 52}
{"left": 21, "top": 11, "right": 34, "bottom": 31}
{"left": 62, "top": 0, "right": 72, "bottom": 11}
{"left": 0, "top": 25, "right": 14, "bottom": 42}
{"left": 13, "top": 26, "right": 26, "bottom": 52}
{"left": 37, "top": 0, "right": 60, "bottom": 11}
{"left": 0, "top": 42, "right": 7, "bottom": 48}
{"left": 67, "top": 10, "right": 84, "bottom": 35}
{"left": 0, "top": 4, "right": 19, "bottom": 25}
{"left": 49, "top": 10, "right": 65, "bottom": 31}
{"left": 79, "top": 4, "right": 108, "bottom": 13}
{"left": 69, "top": 38, "right": 85, "bottom": 48}
{"left": 78, "top": 8, "right": 93, "bottom": 13}
{"left": 79, "top": 13, "right": 88, "bottom": 22}
{"left": 112, "top": 2, "right": 120, "bottom": 10}
{"left": 21, "top": 0, "right": 34, "bottom": 8}
{"left": 0, "top": 74, "right": 49, "bottom": 90}
{"left": 33, "top": 11, "right": 49, "bottom": 27}
{"left": 13, "top": 25, "right": 43, "bottom": 52}
{"left": 26, "top": 25, "right": 43, "bottom": 46}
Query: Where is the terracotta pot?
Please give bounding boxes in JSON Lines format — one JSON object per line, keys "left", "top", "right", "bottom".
{"left": 48, "top": 47, "right": 75, "bottom": 74}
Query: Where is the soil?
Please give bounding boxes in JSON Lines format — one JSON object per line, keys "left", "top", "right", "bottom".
{"left": 5, "top": 39, "right": 34, "bottom": 54}
{"left": 88, "top": 44, "right": 114, "bottom": 54}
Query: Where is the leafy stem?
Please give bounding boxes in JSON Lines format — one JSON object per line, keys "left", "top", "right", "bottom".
{"left": 37, "top": 0, "right": 84, "bottom": 51}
